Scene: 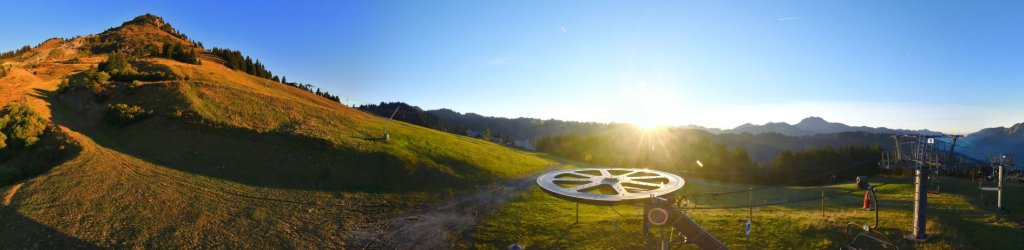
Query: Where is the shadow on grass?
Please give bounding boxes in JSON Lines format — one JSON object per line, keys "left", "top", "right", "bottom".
{"left": 34, "top": 88, "right": 496, "bottom": 193}
{"left": 0, "top": 207, "right": 98, "bottom": 249}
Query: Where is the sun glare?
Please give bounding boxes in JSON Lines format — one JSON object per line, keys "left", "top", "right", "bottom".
{"left": 625, "top": 82, "right": 677, "bottom": 130}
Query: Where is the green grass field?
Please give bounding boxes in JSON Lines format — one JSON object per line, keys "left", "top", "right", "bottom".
{"left": 464, "top": 174, "right": 1024, "bottom": 249}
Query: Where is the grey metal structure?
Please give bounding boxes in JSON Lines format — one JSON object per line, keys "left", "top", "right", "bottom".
{"left": 536, "top": 168, "right": 684, "bottom": 204}
{"left": 644, "top": 198, "right": 729, "bottom": 250}
{"left": 381, "top": 106, "right": 400, "bottom": 140}
{"left": 911, "top": 167, "right": 928, "bottom": 240}
{"left": 536, "top": 168, "right": 728, "bottom": 249}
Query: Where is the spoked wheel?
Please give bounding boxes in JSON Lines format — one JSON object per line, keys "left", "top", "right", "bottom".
{"left": 536, "top": 168, "right": 684, "bottom": 204}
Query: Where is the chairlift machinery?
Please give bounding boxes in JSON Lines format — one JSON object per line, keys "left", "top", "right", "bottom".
{"left": 532, "top": 168, "right": 908, "bottom": 249}
{"left": 535, "top": 168, "right": 727, "bottom": 249}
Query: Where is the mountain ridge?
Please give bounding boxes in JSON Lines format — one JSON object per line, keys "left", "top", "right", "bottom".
{"left": 720, "top": 116, "right": 943, "bottom": 136}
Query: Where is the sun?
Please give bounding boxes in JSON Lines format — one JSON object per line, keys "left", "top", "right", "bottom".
{"left": 632, "top": 117, "right": 664, "bottom": 131}
{"left": 624, "top": 82, "right": 677, "bottom": 131}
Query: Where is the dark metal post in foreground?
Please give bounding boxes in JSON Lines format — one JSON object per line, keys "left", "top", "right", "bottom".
{"left": 912, "top": 167, "right": 929, "bottom": 240}
{"left": 575, "top": 202, "right": 579, "bottom": 223}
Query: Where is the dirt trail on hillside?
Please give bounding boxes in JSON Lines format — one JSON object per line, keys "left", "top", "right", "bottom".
{"left": 356, "top": 166, "right": 560, "bottom": 249}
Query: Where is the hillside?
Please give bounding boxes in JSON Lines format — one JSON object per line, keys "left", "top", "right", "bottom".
{"left": 963, "top": 122, "right": 1024, "bottom": 160}
{"left": 0, "top": 14, "right": 553, "bottom": 248}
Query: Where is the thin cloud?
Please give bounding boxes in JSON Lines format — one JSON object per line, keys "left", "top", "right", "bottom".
{"left": 777, "top": 17, "right": 800, "bottom": 21}
{"left": 560, "top": 26, "right": 567, "bottom": 32}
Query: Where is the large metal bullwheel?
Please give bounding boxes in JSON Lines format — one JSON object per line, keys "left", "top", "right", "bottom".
{"left": 536, "top": 168, "right": 684, "bottom": 204}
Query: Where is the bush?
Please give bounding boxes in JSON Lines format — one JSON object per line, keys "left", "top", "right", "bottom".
{"left": 58, "top": 68, "right": 112, "bottom": 94}
{"left": 0, "top": 103, "right": 47, "bottom": 150}
{"left": 98, "top": 53, "right": 179, "bottom": 82}
{"left": 105, "top": 103, "right": 153, "bottom": 126}
{"left": 99, "top": 51, "right": 135, "bottom": 74}
{"left": 128, "top": 80, "right": 143, "bottom": 90}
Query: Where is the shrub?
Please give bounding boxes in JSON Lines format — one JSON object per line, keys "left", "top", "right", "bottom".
{"left": 98, "top": 51, "right": 135, "bottom": 74}
{"left": 0, "top": 103, "right": 47, "bottom": 149}
{"left": 105, "top": 103, "right": 153, "bottom": 126}
{"left": 85, "top": 69, "right": 112, "bottom": 94}
{"left": 56, "top": 69, "right": 113, "bottom": 94}
{"left": 98, "top": 53, "right": 179, "bottom": 82}
{"left": 128, "top": 80, "right": 143, "bottom": 90}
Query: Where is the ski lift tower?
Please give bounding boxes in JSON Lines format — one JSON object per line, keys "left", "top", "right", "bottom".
{"left": 381, "top": 106, "right": 400, "bottom": 141}
{"left": 891, "top": 134, "right": 960, "bottom": 241}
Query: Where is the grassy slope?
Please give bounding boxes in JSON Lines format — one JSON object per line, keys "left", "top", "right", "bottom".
{"left": 74, "top": 55, "right": 553, "bottom": 191}
{"left": 0, "top": 21, "right": 554, "bottom": 248}
{"left": 466, "top": 176, "right": 1024, "bottom": 249}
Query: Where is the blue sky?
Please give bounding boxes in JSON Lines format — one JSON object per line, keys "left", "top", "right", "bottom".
{"left": 2, "top": 1, "right": 1022, "bottom": 133}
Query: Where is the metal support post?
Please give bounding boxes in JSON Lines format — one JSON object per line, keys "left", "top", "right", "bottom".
{"left": 998, "top": 165, "right": 1003, "bottom": 211}
{"left": 912, "top": 166, "right": 929, "bottom": 240}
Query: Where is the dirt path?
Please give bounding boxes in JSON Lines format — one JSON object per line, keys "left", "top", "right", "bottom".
{"left": 2, "top": 184, "right": 22, "bottom": 206}
{"left": 356, "top": 165, "right": 560, "bottom": 249}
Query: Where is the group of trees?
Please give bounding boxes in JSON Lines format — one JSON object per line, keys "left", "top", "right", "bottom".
{"left": 60, "top": 51, "right": 178, "bottom": 97}
{"left": 154, "top": 42, "right": 200, "bottom": 64}
{"left": 58, "top": 68, "right": 110, "bottom": 95}
{"left": 357, "top": 101, "right": 613, "bottom": 143}
{"left": 534, "top": 126, "right": 885, "bottom": 185}
{"left": 210, "top": 48, "right": 274, "bottom": 79}
{"left": 536, "top": 127, "right": 761, "bottom": 183}
{"left": 0, "top": 45, "right": 32, "bottom": 60}
{"left": 209, "top": 47, "right": 342, "bottom": 103}
{"left": 98, "top": 51, "right": 179, "bottom": 81}
{"left": 716, "top": 131, "right": 894, "bottom": 162}
{"left": 766, "top": 145, "right": 884, "bottom": 185}
{"left": 358, "top": 102, "right": 451, "bottom": 132}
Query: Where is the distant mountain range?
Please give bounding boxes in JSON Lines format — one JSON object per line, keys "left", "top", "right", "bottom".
{"left": 963, "top": 122, "right": 1024, "bottom": 160}
{"left": 359, "top": 102, "right": 1023, "bottom": 164}
{"left": 715, "top": 117, "right": 943, "bottom": 136}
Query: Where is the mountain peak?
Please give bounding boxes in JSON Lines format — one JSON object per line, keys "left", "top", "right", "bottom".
{"left": 122, "top": 13, "right": 168, "bottom": 28}
{"left": 797, "top": 116, "right": 829, "bottom": 125}
{"left": 1008, "top": 122, "right": 1024, "bottom": 135}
